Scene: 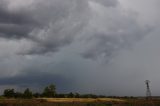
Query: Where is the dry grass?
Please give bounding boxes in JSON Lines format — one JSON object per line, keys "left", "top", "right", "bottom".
{"left": 1, "top": 98, "right": 160, "bottom": 106}
{"left": 39, "top": 98, "right": 125, "bottom": 103}
{"left": 0, "top": 98, "right": 125, "bottom": 106}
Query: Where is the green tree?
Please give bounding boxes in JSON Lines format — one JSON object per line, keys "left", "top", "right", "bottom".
{"left": 68, "top": 92, "right": 74, "bottom": 98}
{"left": 33, "top": 92, "right": 41, "bottom": 98}
{"left": 56, "top": 93, "right": 65, "bottom": 98}
{"left": 75, "top": 93, "right": 80, "bottom": 98}
{"left": 3, "top": 89, "right": 15, "bottom": 98}
{"left": 42, "top": 84, "right": 56, "bottom": 97}
{"left": 14, "top": 92, "right": 23, "bottom": 98}
{"left": 23, "top": 88, "right": 33, "bottom": 99}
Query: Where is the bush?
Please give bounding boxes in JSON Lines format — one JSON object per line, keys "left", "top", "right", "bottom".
{"left": 3, "top": 89, "right": 15, "bottom": 98}
{"left": 23, "top": 88, "right": 33, "bottom": 99}
{"left": 42, "top": 84, "right": 56, "bottom": 97}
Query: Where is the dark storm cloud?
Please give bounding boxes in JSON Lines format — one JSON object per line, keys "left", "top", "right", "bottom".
{"left": 0, "top": 0, "right": 120, "bottom": 55}
{"left": 0, "top": 0, "right": 138, "bottom": 59}
{"left": 14, "top": 0, "right": 151, "bottom": 59}
{"left": 0, "top": 24, "right": 35, "bottom": 39}
{"left": 0, "top": 71, "right": 75, "bottom": 92}
{"left": 81, "top": 25, "right": 152, "bottom": 60}
{"left": 24, "top": 0, "right": 91, "bottom": 54}
{"left": 0, "top": 7, "right": 34, "bottom": 25}
{"left": 0, "top": 1, "right": 39, "bottom": 39}
{"left": 0, "top": 0, "right": 91, "bottom": 54}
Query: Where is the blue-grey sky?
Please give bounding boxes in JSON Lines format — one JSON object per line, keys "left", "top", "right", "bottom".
{"left": 0, "top": 0, "right": 160, "bottom": 96}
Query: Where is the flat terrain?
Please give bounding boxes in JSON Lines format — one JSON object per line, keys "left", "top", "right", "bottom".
{"left": 0, "top": 98, "right": 126, "bottom": 106}
{"left": 40, "top": 98, "right": 125, "bottom": 103}
{"left": 0, "top": 98, "right": 160, "bottom": 106}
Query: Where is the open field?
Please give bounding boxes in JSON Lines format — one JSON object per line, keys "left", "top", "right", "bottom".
{"left": 0, "top": 98, "right": 160, "bottom": 106}
{"left": 40, "top": 98, "right": 125, "bottom": 103}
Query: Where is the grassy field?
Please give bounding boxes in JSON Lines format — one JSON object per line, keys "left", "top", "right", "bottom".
{"left": 0, "top": 98, "right": 125, "bottom": 106}
{"left": 0, "top": 98, "right": 160, "bottom": 106}
{"left": 40, "top": 98, "right": 125, "bottom": 103}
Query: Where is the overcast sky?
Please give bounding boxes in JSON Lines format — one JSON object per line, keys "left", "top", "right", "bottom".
{"left": 0, "top": 0, "right": 160, "bottom": 96}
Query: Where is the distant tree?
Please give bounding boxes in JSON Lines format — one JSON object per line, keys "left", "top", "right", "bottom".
{"left": 75, "top": 93, "right": 80, "bottom": 98}
{"left": 14, "top": 92, "right": 23, "bottom": 98}
{"left": 81, "top": 94, "right": 98, "bottom": 98}
{"left": 68, "top": 92, "right": 74, "bottom": 98}
{"left": 56, "top": 94, "right": 65, "bottom": 98}
{"left": 23, "top": 88, "right": 33, "bottom": 99}
{"left": 3, "top": 89, "right": 15, "bottom": 98}
{"left": 99, "top": 95, "right": 106, "bottom": 98}
{"left": 42, "top": 84, "right": 56, "bottom": 97}
{"left": 33, "top": 92, "right": 41, "bottom": 98}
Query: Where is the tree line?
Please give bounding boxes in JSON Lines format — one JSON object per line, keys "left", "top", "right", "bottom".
{"left": 3, "top": 84, "right": 107, "bottom": 99}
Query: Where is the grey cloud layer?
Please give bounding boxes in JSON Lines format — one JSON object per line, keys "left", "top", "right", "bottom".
{"left": 0, "top": 72, "right": 74, "bottom": 92}
{"left": 0, "top": 0, "right": 91, "bottom": 54}
{"left": 0, "top": 0, "right": 150, "bottom": 58}
{"left": 0, "top": 1, "right": 38, "bottom": 39}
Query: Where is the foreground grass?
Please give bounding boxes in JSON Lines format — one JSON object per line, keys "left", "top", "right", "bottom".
{"left": 40, "top": 98, "right": 125, "bottom": 103}
{"left": 0, "top": 98, "right": 160, "bottom": 106}
{"left": 0, "top": 98, "right": 125, "bottom": 106}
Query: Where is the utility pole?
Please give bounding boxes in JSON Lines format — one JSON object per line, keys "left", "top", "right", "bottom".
{"left": 145, "top": 80, "right": 152, "bottom": 99}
